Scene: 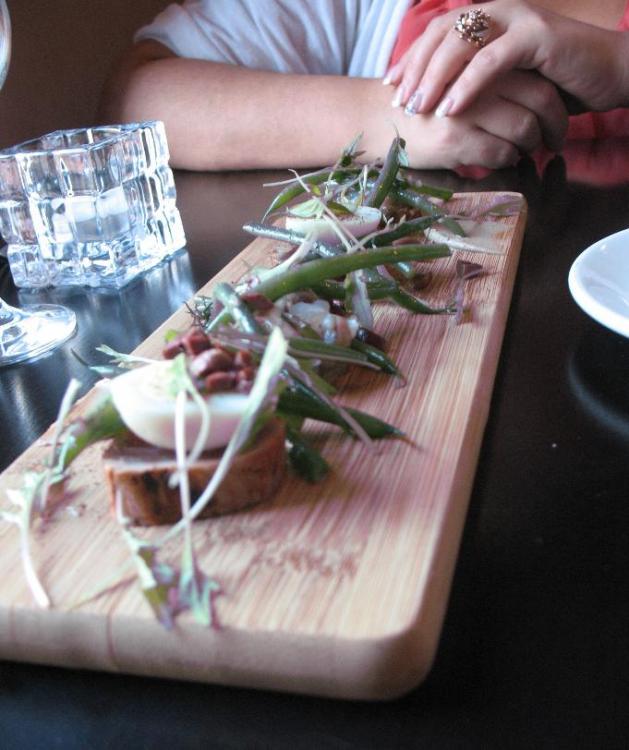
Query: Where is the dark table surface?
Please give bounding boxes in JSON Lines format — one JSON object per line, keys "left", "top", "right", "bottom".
{"left": 1, "top": 143, "right": 629, "bottom": 749}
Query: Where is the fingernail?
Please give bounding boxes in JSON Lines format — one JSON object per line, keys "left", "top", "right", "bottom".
{"left": 435, "top": 96, "right": 453, "bottom": 118}
{"left": 404, "top": 91, "right": 423, "bottom": 116}
{"left": 382, "top": 74, "right": 392, "bottom": 86}
{"left": 391, "top": 87, "right": 404, "bottom": 108}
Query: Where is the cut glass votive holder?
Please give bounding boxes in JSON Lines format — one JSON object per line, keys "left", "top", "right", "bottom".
{"left": 0, "top": 120, "right": 186, "bottom": 289}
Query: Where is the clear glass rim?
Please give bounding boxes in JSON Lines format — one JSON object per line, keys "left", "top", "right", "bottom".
{"left": 0, "top": 120, "right": 162, "bottom": 160}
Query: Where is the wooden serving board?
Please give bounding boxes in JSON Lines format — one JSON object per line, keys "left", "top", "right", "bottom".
{"left": 0, "top": 192, "right": 526, "bottom": 700}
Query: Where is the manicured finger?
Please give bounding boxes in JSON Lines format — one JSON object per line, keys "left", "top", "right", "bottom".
{"left": 382, "top": 58, "right": 405, "bottom": 89}
{"left": 384, "top": 47, "right": 419, "bottom": 107}
{"left": 409, "top": 6, "right": 503, "bottom": 114}
{"left": 383, "top": 47, "right": 413, "bottom": 88}
{"left": 413, "top": 30, "right": 483, "bottom": 115}
{"left": 435, "top": 33, "right": 531, "bottom": 116}
{"left": 392, "top": 13, "right": 460, "bottom": 111}
{"left": 393, "top": 22, "right": 452, "bottom": 114}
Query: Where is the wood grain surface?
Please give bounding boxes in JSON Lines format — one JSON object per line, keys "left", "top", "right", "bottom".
{"left": 0, "top": 192, "right": 527, "bottom": 700}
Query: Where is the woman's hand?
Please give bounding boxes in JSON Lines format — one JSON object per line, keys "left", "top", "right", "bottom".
{"left": 385, "top": 0, "right": 629, "bottom": 120}
{"left": 398, "top": 68, "right": 568, "bottom": 169}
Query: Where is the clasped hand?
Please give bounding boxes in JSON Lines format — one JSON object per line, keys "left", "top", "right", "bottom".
{"left": 385, "top": 0, "right": 629, "bottom": 166}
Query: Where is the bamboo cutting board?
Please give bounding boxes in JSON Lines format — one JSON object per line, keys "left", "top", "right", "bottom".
{"left": 0, "top": 192, "right": 526, "bottom": 700}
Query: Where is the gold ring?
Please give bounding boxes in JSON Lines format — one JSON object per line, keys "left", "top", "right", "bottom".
{"left": 453, "top": 9, "right": 492, "bottom": 48}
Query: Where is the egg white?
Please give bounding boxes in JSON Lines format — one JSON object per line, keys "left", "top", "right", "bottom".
{"left": 109, "top": 360, "right": 248, "bottom": 451}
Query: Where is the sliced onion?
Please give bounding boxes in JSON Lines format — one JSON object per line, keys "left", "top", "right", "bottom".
{"left": 285, "top": 205, "right": 382, "bottom": 243}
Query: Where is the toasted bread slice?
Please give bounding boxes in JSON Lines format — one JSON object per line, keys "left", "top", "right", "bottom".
{"left": 103, "top": 418, "right": 286, "bottom": 526}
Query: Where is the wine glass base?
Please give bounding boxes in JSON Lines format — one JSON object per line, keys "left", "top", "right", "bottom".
{"left": 0, "top": 304, "right": 77, "bottom": 366}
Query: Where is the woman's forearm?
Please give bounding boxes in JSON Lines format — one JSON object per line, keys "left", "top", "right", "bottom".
{"left": 99, "top": 40, "right": 570, "bottom": 172}
{"left": 99, "top": 44, "right": 402, "bottom": 171}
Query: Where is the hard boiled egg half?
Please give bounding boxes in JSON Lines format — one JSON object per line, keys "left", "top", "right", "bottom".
{"left": 109, "top": 360, "right": 248, "bottom": 451}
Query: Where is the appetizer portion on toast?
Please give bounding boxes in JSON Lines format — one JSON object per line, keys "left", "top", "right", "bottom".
{"left": 2, "top": 134, "right": 508, "bottom": 627}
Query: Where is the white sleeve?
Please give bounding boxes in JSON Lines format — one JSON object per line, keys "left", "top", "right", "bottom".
{"left": 349, "top": 0, "right": 413, "bottom": 78}
{"left": 135, "top": 0, "right": 369, "bottom": 75}
{"left": 135, "top": 2, "right": 224, "bottom": 62}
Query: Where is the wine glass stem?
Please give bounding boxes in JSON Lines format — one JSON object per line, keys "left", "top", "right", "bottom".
{"left": 0, "top": 297, "right": 19, "bottom": 323}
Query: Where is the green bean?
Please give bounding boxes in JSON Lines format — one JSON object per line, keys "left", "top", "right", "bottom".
{"left": 314, "top": 274, "right": 399, "bottom": 301}
{"left": 368, "top": 215, "right": 439, "bottom": 281}
{"left": 205, "top": 308, "right": 230, "bottom": 332}
{"left": 281, "top": 311, "right": 320, "bottom": 339}
{"left": 389, "top": 185, "right": 440, "bottom": 214}
{"left": 310, "top": 277, "right": 398, "bottom": 302}
{"left": 395, "top": 177, "right": 453, "bottom": 201}
{"left": 288, "top": 337, "right": 375, "bottom": 368}
{"left": 389, "top": 288, "right": 453, "bottom": 315}
{"left": 308, "top": 280, "right": 346, "bottom": 301}
{"left": 213, "top": 282, "right": 265, "bottom": 335}
{"left": 369, "top": 215, "right": 441, "bottom": 279}
{"left": 242, "top": 222, "right": 310, "bottom": 245}
{"left": 365, "top": 136, "right": 406, "bottom": 209}
{"left": 390, "top": 185, "right": 465, "bottom": 236}
{"left": 242, "top": 223, "right": 342, "bottom": 258}
{"left": 253, "top": 243, "right": 450, "bottom": 301}
{"left": 285, "top": 425, "right": 330, "bottom": 483}
{"left": 303, "top": 246, "right": 344, "bottom": 262}
{"left": 296, "top": 362, "right": 338, "bottom": 396}
{"left": 278, "top": 382, "right": 402, "bottom": 439}
{"left": 350, "top": 339, "right": 402, "bottom": 377}
{"left": 342, "top": 407, "right": 403, "bottom": 439}
{"left": 369, "top": 215, "right": 443, "bottom": 246}
{"left": 366, "top": 278, "right": 401, "bottom": 299}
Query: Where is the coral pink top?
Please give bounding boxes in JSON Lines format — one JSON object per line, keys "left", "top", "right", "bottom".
{"left": 389, "top": 0, "right": 629, "bottom": 140}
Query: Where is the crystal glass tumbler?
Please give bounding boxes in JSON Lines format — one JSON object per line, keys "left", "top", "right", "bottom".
{"left": 0, "top": 121, "right": 186, "bottom": 289}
